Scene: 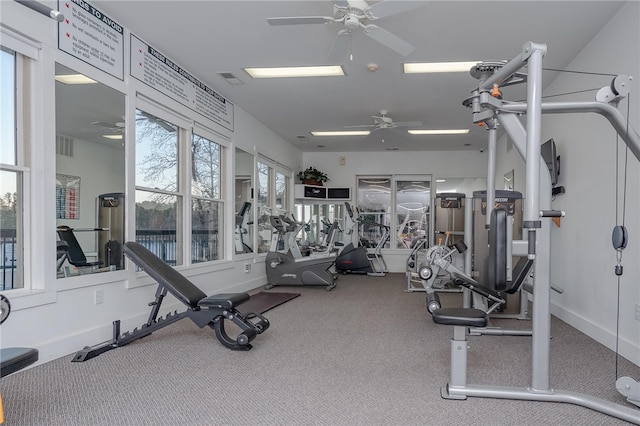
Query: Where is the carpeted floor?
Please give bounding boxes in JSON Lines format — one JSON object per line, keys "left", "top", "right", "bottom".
{"left": 236, "top": 291, "right": 300, "bottom": 316}
{"left": 1, "top": 273, "right": 638, "bottom": 425}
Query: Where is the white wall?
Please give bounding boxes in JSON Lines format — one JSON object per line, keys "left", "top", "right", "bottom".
{"left": 495, "top": 2, "right": 639, "bottom": 365}
{"left": 0, "top": 1, "right": 302, "bottom": 365}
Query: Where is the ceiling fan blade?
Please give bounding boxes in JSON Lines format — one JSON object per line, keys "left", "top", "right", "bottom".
{"left": 367, "top": 0, "right": 426, "bottom": 20}
{"left": 344, "top": 124, "right": 375, "bottom": 129}
{"left": 91, "top": 121, "right": 116, "bottom": 128}
{"left": 327, "top": 29, "right": 352, "bottom": 63}
{"left": 346, "top": 0, "right": 371, "bottom": 9}
{"left": 393, "top": 121, "right": 423, "bottom": 128}
{"left": 363, "top": 24, "right": 414, "bottom": 56}
{"left": 267, "top": 16, "right": 335, "bottom": 26}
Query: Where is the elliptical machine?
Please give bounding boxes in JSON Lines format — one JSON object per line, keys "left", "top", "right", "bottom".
{"left": 335, "top": 202, "right": 388, "bottom": 276}
{"left": 265, "top": 215, "right": 336, "bottom": 291}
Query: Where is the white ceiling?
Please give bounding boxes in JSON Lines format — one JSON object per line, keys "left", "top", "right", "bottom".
{"left": 85, "top": 0, "right": 624, "bottom": 153}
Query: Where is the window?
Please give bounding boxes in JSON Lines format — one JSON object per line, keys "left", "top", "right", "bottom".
{"left": 256, "top": 159, "right": 291, "bottom": 254}
{"left": 275, "top": 171, "right": 288, "bottom": 212}
{"left": 356, "top": 177, "right": 391, "bottom": 249}
{"left": 396, "top": 178, "right": 430, "bottom": 248}
{"left": 191, "top": 132, "right": 223, "bottom": 263}
{"left": 0, "top": 47, "right": 23, "bottom": 289}
{"left": 135, "top": 109, "right": 182, "bottom": 265}
{"left": 356, "top": 175, "right": 431, "bottom": 249}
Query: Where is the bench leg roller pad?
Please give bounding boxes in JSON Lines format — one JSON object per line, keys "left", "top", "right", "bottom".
{"left": 212, "top": 310, "right": 270, "bottom": 351}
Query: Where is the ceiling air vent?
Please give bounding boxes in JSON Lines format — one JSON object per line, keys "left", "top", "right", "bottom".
{"left": 218, "top": 72, "right": 244, "bottom": 85}
{"left": 56, "top": 134, "right": 74, "bottom": 157}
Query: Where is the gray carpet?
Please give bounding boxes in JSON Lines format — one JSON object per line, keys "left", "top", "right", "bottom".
{"left": 236, "top": 291, "right": 300, "bottom": 317}
{"left": 1, "top": 273, "right": 639, "bottom": 425}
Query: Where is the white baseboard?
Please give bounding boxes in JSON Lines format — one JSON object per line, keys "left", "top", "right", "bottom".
{"left": 551, "top": 300, "right": 640, "bottom": 367}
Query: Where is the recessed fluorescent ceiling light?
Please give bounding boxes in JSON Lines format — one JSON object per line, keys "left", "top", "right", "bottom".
{"left": 311, "top": 131, "right": 370, "bottom": 136}
{"left": 408, "top": 129, "right": 469, "bottom": 135}
{"left": 102, "top": 134, "right": 123, "bottom": 140}
{"left": 244, "top": 65, "right": 344, "bottom": 78}
{"left": 403, "top": 61, "right": 480, "bottom": 74}
{"left": 54, "top": 74, "right": 98, "bottom": 84}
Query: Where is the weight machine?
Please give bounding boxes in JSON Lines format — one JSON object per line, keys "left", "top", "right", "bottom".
{"left": 431, "top": 41, "right": 640, "bottom": 423}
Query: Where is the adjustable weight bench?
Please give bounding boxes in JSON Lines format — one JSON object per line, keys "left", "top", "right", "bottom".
{"left": 72, "top": 241, "right": 269, "bottom": 362}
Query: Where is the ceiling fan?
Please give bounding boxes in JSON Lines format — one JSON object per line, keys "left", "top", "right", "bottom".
{"left": 267, "top": 0, "right": 425, "bottom": 62}
{"left": 346, "top": 110, "right": 422, "bottom": 131}
{"left": 345, "top": 110, "right": 422, "bottom": 142}
{"left": 91, "top": 120, "right": 125, "bottom": 133}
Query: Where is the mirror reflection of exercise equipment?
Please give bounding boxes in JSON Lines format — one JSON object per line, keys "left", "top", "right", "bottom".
{"left": 57, "top": 192, "right": 125, "bottom": 277}
{"left": 55, "top": 62, "right": 126, "bottom": 278}
{"left": 56, "top": 226, "right": 107, "bottom": 276}
{"left": 234, "top": 202, "right": 253, "bottom": 254}
{"left": 97, "top": 192, "right": 125, "bottom": 270}
{"left": 334, "top": 202, "right": 388, "bottom": 276}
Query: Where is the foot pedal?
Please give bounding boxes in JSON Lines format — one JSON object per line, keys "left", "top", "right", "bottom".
{"left": 617, "top": 376, "right": 640, "bottom": 407}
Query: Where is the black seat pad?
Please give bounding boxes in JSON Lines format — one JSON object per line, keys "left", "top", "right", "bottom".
{"left": 199, "top": 293, "right": 250, "bottom": 310}
{"left": 1, "top": 347, "right": 39, "bottom": 377}
{"left": 432, "top": 308, "right": 488, "bottom": 327}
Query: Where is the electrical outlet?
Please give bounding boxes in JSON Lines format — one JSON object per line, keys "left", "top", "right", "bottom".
{"left": 244, "top": 263, "right": 251, "bottom": 273}
{"left": 635, "top": 304, "right": 640, "bottom": 321}
{"left": 94, "top": 289, "right": 104, "bottom": 305}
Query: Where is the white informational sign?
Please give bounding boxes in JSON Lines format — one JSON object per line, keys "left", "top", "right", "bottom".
{"left": 57, "top": 0, "right": 124, "bottom": 80}
{"left": 130, "top": 35, "right": 234, "bottom": 131}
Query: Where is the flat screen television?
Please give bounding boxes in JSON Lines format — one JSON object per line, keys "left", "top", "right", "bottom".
{"left": 541, "top": 139, "right": 560, "bottom": 186}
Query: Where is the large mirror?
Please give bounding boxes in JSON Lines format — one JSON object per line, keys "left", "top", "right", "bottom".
{"left": 234, "top": 148, "right": 254, "bottom": 254}
{"left": 55, "top": 64, "right": 126, "bottom": 277}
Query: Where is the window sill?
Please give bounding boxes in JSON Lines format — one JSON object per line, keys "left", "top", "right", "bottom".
{"left": 126, "top": 259, "right": 235, "bottom": 289}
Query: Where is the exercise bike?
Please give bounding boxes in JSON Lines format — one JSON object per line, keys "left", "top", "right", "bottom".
{"left": 335, "top": 202, "right": 388, "bottom": 276}
{"left": 265, "top": 215, "right": 336, "bottom": 291}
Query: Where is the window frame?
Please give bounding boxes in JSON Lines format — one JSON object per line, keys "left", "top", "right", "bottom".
{"left": 190, "top": 125, "right": 226, "bottom": 264}
{"left": 355, "top": 174, "right": 432, "bottom": 250}
{"left": 0, "top": 44, "right": 29, "bottom": 292}
{"left": 133, "top": 97, "right": 231, "bottom": 268}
